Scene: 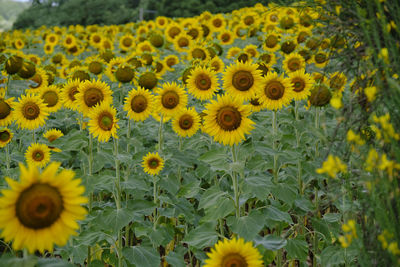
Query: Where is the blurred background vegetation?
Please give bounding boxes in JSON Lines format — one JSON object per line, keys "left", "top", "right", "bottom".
{"left": 0, "top": 0, "right": 29, "bottom": 31}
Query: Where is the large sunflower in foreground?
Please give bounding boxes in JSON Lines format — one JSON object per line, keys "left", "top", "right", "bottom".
{"left": 25, "top": 143, "right": 51, "bottom": 168}
{"left": 0, "top": 93, "right": 15, "bottom": 127}
{"left": 88, "top": 102, "right": 119, "bottom": 143}
{"left": 223, "top": 61, "right": 263, "bottom": 102}
{"left": 172, "top": 107, "right": 201, "bottom": 138}
{"left": 204, "top": 238, "right": 264, "bottom": 267}
{"left": 14, "top": 93, "right": 49, "bottom": 130}
{"left": 187, "top": 66, "right": 219, "bottom": 101}
{"left": 155, "top": 82, "right": 188, "bottom": 117}
{"left": 288, "top": 69, "right": 313, "bottom": 101}
{"left": 124, "top": 87, "right": 154, "bottom": 122}
{"left": 257, "top": 72, "right": 294, "bottom": 110}
{"left": 203, "top": 94, "right": 255, "bottom": 146}
{"left": 75, "top": 79, "right": 113, "bottom": 116}
{"left": 0, "top": 162, "right": 87, "bottom": 254}
{"left": 142, "top": 152, "right": 164, "bottom": 176}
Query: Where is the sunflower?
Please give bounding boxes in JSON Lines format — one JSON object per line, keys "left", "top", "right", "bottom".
{"left": 155, "top": 16, "right": 168, "bottom": 28}
{"left": 114, "top": 64, "right": 135, "bottom": 84}
{"left": 165, "top": 23, "right": 182, "bottom": 42}
{"left": 13, "top": 38, "right": 25, "bottom": 50}
{"left": 313, "top": 51, "right": 329, "bottom": 68}
{"left": 63, "top": 34, "right": 77, "bottom": 48}
{"left": 328, "top": 71, "right": 347, "bottom": 95}
{"left": 173, "top": 33, "right": 193, "bottom": 52}
{"left": 44, "top": 43, "right": 55, "bottom": 55}
{"left": 280, "top": 38, "right": 298, "bottom": 55}
{"left": 45, "top": 33, "right": 59, "bottom": 46}
{"left": 172, "top": 107, "right": 201, "bottom": 138}
{"left": 0, "top": 128, "right": 13, "bottom": 148}
{"left": 223, "top": 61, "right": 263, "bottom": 102}
{"left": 187, "top": 65, "right": 219, "bottom": 101}
{"left": 40, "top": 85, "right": 62, "bottom": 113}
{"left": 297, "top": 27, "right": 312, "bottom": 44}
{"left": 283, "top": 53, "right": 305, "bottom": 73}
{"left": 27, "top": 68, "right": 48, "bottom": 94}
{"left": 263, "top": 32, "right": 281, "bottom": 52}
{"left": 163, "top": 55, "right": 179, "bottom": 71}
{"left": 25, "top": 143, "right": 51, "bottom": 168}
{"left": 87, "top": 102, "right": 119, "bottom": 143}
{"left": 203, "top": 94, "right": 255, "bottom": 146}
{"left": 288, "top": 69, "right": 313, "bottom": 101}
{"left": 14, "top": 93, "right": 49, "bottom": 130}
{"left": 142, "top": 152, "right": 164, "bottom": 176}
{"left": 209, "top": 14, "right": 226, "bottom": 32}
{"left": 204, "top": 238, "right": 263, "bottom": 267}
{"left": 152, "top": 60, "right": 167, "bottom": 76}
{"left": 0, "top": 92, "right": 15, "bottom": 127}
{"left": 188, "top": 45, "right": 210, "bottom": 61}
{"left": 155, "top": 82, "right": 188, "bottom": 117}
{"left": 119, "top": 34, "right": 135, "bottom": 52}
{"left": 242, "top": 11, "right": 259, "bottom": 27}
{"left": 227, "top": 47, "right": 241, "bottom": 59}
{"left": 43, "top": 129, "right": 64, "bottom": 152}
{"left": 244, "top": 44, "right": 259, "bottom": 59}
{"left": 257, "top": 72, "right": 294, "bottom": 110}
{"left": 218, "top": 30, "right": 235, "bottom": 45}
{"left": 209, "top": 56, "right": 225, "bottom": 73}
{"left": 61, "top": 79, "right": 81, "bottom": 111}
{"left": 75, "top": 79, "right": 113, "bottom": 116}
{"left": 124, "top": 87, "right": 154, "bottom": 122}
{"left": 138, "top": 71, "right": 159, "bottom": 90}
{"left": 105, "top": 57, "right": 125, "bottom": 82}
{"left": 85, "top": 56, "right": 105, "bottom": 76}
{"left": 136, "top": 41, "right": 155, "bottom": 54}
{"left": 0, "top": 162, "right": 87, "bottom": 253}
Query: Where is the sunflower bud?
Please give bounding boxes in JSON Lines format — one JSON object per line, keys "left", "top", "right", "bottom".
{"left": 5, "top": 55, "right": 23, "bottom": 75}
{"left": 72, "top": 70, "right": 90, "bottom": 81}
{"left": 100, "top": 50, "right": 115, "bottom": 63}
{"left": 18, "top": 61, "right": 36, "bottom": 79}
{"left": 149, "top": 33, "right": 164, "bottom": 48}
{"left": 182, "top": 67, "right": 194, "bottom": 85}
{"left": 309, "top": 84, "right": 332, "bottom": 107}
{"left": 115, "top": 66, "right": 134, "bottom": 83}
{"left": 281, "top": 40, "right": 296, "bottom": 54}
{"left": 138, "top": 72, "right": 157, "bottom": 90}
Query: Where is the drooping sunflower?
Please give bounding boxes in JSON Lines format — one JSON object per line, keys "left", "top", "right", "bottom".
{"left": 155, "top": 82, "right": 188, "bottom": 117}
{"left": 172, "top": 107, "right": 201, "bottom": 138}
{"left": 0, "top": 92, "right": 15, "bottom": 127}
{"left": 282, "top": 53, "right": 304, "bottom": 73}
{"left": 43, "top": 129, "right": 64, "bottom": 152}
{"left": 40, "top": 85, "right": 62, "bottom": 113}
{"left": 14, "top": 93, "right": 49, "bottom": 130}
{"left": 257, "top": 72, "right": 295, "bottom": 110}
{"left": 202, "top": 94, "right": 255, "bottom": 146}
{"left": 61, "top": 79, "right": 81, "bottom": 111}
{"left": 288, "top": 69, "right": 313, "bottom": 101}
{"left": 87, "top": 102, "right": 119, "bottom": 143}
{"left": 124, "top": 87, "right": 154, "bottom": 122}
{"left": 142, "top": 152, "right": 164, "bottom": 176}
{"left": 75, "top": 79, "right": 113, "bottom": 116}
{"left": 328, "top": 71, "right": 347, "bottom": 96}
{"left": 164, "top": 55, "right": 179, "bottom": 71}
{"left": 85, "top": 56, "right": 106, "bottom": 76}
{"left": 25, "top": 143, "right": 51, "bottom": 168}
{"left": 0, "top": 162, "right": 87, "bottom": 254}
{"left": 187, "top": 65, "right": 219, "bottom": 101}
{"left": 204, "top": 238, "right": 263, "bottom": 267}
{"left": 105, "top": 57, "right": 125, "bottom": 82}
{"left": 0, "top": 128, "right": 13, "bottom": 148}
{"left": 138, "top": 71, "right": 159, "bottom": 90}
{"left": 223, "top": 61, "right": 263, "bottom": 102}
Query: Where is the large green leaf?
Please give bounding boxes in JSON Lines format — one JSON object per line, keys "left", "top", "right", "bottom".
{"left": 254, "top": 235, "right": 287, "bottom": 251}
{"left": 226, "top": 211, "right": 266, "bottom": 241}
{"left": 123, "top": 246, "right": 160, "bottom": 267}
{"left": 183, "top": 222, "right": 218, "bottom": 249}
{"left": 286, "top": 237, "right": 308, "bottom": 262}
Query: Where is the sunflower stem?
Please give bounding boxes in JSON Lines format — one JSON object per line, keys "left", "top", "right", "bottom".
{"left": 87, "top": 134, "right": 93, "bottom": 265}
{"left": 32, "top": 130, "right": 35, "bottom": 143}
{"left": 231, "top": 144, "right": 240, "bottom": 218}
{"left": 5, "top": 74, "right": 10, "bottom": 98}
{"left": 314, "top": 107, "right": 320, "bottom": 158}
{"left": 5, "top": 145, "right": 10, "bottom": 171}
{"left": 313, "top": 187, "right": 319, "bottom": 267}
{"left": 272, "top": 110, "right": 279, "bottom": 183}
{"left": 153, "top": 175, "right": 158, "bottom": 230}
{"left": 126, "top": 119, "right": 131, "bottom": 153}
{"left": 113, "top": 138, "right": 123, "bottom": 267}
{"left": 178, "top": 136, "right": 182, "bottom": 182}
{"left": 158, "top": 115, "right": 163, "bottom": 153}
{"left": 295, "top": 102, "right": 303, "bottom": 195}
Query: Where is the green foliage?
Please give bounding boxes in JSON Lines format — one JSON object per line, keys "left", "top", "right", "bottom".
{"left": 0, "top": 0, "right": 29, "bottom": 31}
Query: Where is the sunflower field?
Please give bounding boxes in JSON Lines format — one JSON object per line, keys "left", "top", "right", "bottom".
{"left": 0, "top": 0, "right": 400, "bottom": 266}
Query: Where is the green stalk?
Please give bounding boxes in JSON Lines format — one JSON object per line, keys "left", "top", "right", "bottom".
{"left": 5, "top": 74, "right": 10, "bottom": 98}
{"left": 32, "top": 130, "right": 35, "bottom": 143}
{"left": 126, "top": 119, "right": 131, "bottom": 153}
{"left": 272, "top": 110, "right": 279, "bottom": 183}
{"left": 113, "top": 138, "right": 123, "bottom": 267}
{"left": 313, "top": 187, "right": 319, "bottom": 267}
{"left": 125, "top": 119, "right": 131, "bottom": 246}
{"left": 158, "top": 115, "right": 164, "bottom": 153}
{"left": 295, "top": 102, "right": 303, "bottom": 195}
{"left": 231, "top": 145, "right": 240, "bottom": 218}
{"left": 178, "top": 136, "right": 182, "bottom": 182}
{"left": 5, "top": 145, "right": 10, "bottom": 171}
{"left": 153, "top": 175, "right": 158, "bottom": 230}
{"left": 87, "top": 134, "right": 93, "bottom": 265}
{"left": 314, "top": 107, "right": 320, "bottom": 158}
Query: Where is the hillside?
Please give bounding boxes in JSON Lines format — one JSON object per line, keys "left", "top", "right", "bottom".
{"left": 0, "top": 0, "right": 29, "bottom": 31}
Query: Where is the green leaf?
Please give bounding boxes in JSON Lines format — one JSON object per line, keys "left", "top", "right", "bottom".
{"left": 37, "top": 258, "right": 75, "bottom": 267}
{"left": 286, "top": 237, "right": 308, "bottom": 261}
{"left": 243, "top": 175, "right": 273, "bottom": 199}
{"left": 198, "top": 185, "right": 227, "bottom": 210}
{"left": 0, "top": 255, "right": 37, "bottom": 267}
{"left": 199, "top": 147, "right": 230, "bottom": 171}
{"left": 320, "top": 246, "right": 345, "bottom": 267}
{"left": 226, "top": 211, "right": 266, "bottom": 241}
{"left": 271, "top": 184, "right": 298, "bottom": 205}
{"left": 128, "top": 199, "right": 156, "bottom": 217}
{"left": 165, "top": 251, "right": 186, "bottom": 267}
{"left": 183, "top": 222, "right": 218, "bottom": 249}
{"left": 100, "top": 207, "right": 135, "bottom": 233}
{"left": 264, "top": 206, "right": 293, "bottom": 224}
{"left": 201, "top": 197, "right": 235, "bottom": 222}
{"left": 123, "top": 246, "right": 160, "bottom": 267}
{"left": 254, "top": 235, "right": 287, "bottom": 250}
{"left": 177, "top": 179, "right": 201, "bottom": 198}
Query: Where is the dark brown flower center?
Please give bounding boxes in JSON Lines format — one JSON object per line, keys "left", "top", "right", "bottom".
{"left": 0, "top": 130, "right": 10, "bottom": 142}
{"left": 265, "top": 80, "right": 285, "bottom": 100}
{"left": 161, "top": 91, "right": 179, "bottom": 109}
{"left": 178, "top": 37, "right": 189, "bottom": 48}
{"left": 0, "top": 100, "right": 11, "bottom": 120}
{"left": 84, "top": 87, "right": 104, "bottom": 108}
{"left": 216, "top": 106, "right": 242, "bottom": 131}
{"left": 292, "top": 77, "right": 306, "bottom": 92}
{"left": 148, "top": 158, "right": 160, "bottom": 169}
{"left": 192, "top": 48, "right": 207, "bottom": 60}
{"left": 139, "top": 72, "right": 157, "bottom": 90}
{"left": 213, "top": 18, "right": 222, "bottom": 27}
{"left": 221, "top": 33, "right": 231, "bottom": 42}
{"left": 287, "top": 58, "right": 301, "bottom": 71}
{"left": 131, "top": 95, "right": 148, "bottom": 113}
{"left": 280, "top": 16, "right": 295, "bottom": 29}
{"left": 98, "top": 112, "right": 113, "bottom": 131}
{"left": 281, "top": 41, "right": 296, "bottom": 54}
{"left": 315, "top": 53, "right": 327, "bottom": 64}
{"left": 89, "top": 62, "right": 103, "bottom": 75}
{"left": 23, "top": 102, "right": 40, "bottom": 120}
{"left": 265, "top": 35, "right": 278, "bottom": 48}
{"left": 68, "top": 86, "right": 79, "bottom": 101}
{"left": 244, "top": 15, "right": 255, "bottom": 26}
{"left": 115, "top": 66, "right": 134, "bottom": 83}
{"left": 168, "top": 27, "right": 181, "bottom": 39}
{"left": 29, "top": 73, "right": 43, "bottom": 89}
{"left": 221, "top": 253, "right": 247, "bottom": 267}
{"left": 47, "top": 135, "right": 58, "bottom": 142}
{"left": 250, "top": 98, "right": 261, "bottom": 106}
{"left": 195, "top": 74, "right": 212, "bottom": 90}
{"left": 187, "top": 28, "right": 199, "bottom": 39}
{"left": 166, "top": 58, "right": 177, "bottom": 67}
{"left": 16, "top": 183, "right": 63, "bottom": 229}
{"left": 232, "top": 70, "right": 254, "bottom": 91}
{"left": 93, "top": 35, "right": 101, "bottom": 43}
{"left": 33, "top": 150, "right": 45, "bottom": 161}
{"left": 122, "top": 37, "right": 133, "bottom": 47}
{"left": 42, "top": 91, "right": 58, "bottom": 107}
{"left": 179, "top": 114, "right": 193, "bottom": 130}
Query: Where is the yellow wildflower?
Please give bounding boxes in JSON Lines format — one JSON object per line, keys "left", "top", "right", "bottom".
{"left": 316, "top": 155, "right": 347, "bottom": 178}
